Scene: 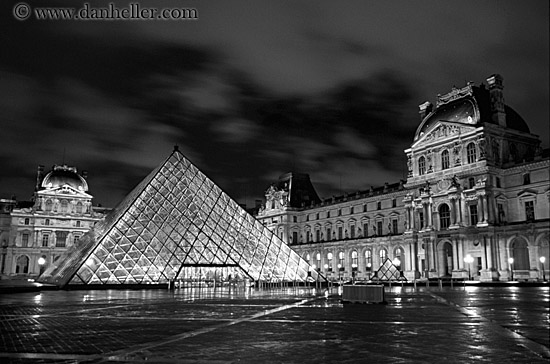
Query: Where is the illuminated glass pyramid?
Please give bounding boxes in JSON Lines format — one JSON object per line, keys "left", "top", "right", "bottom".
{"left": 38, "top": 147, "right": 320, "bottom": 287}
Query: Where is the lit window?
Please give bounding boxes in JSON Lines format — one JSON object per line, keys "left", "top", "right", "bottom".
{"left": 365, "top": 250, "right": 372, "bottom": 270}
{"left": 469, "top": 204, "right": 478, "bottom": 225}
{"left": 525, "top": 201, "right": 535, "bottom": 221}
{"left": 338, "top": 251, "right": 345, "bottom": 267}
{"left": 351, "top": 250, "right": 358, "bottom": 266}
{"left": 22, "top": 233, "right": 29, "bottom": 247}
{"left": 379, "top": 249, "right": 387, "bottom": 262}
{"left": 441, "top": 150, "right": 450, "bottom": 170}
{"left": 467, "top": 143, "right": 477, "bottom": 164}
{"left": 418, "top": 156, "right": 426, "bottom": 175}
{"left": 439, "top": 204, "right": 450, "bottom": 229}
{"left": 42, "top": 234, "right": 49, "bottom": 247}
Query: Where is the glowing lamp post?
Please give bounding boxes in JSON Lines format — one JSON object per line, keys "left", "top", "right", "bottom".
{"left": 463, "top": 255, "right": 473, "bottom": 280}
{"left": 540, "top": 256, "right": 546, "bottom": 281}
{"left": 37, "top": 257, "right": 46, "bottom": 266}
{"left": 351, "top": 263, "right": 358, "bottom": 284}
{"left": 508, "top": 257, "right": 514, "bottom": 281}
{"left": 337, "top": 263, "right": 342, "bottom": 284}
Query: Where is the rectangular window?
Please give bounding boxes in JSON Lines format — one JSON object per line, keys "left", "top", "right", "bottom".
{"left": 338, "top": 226, "right": 343, "bottom": 240}
{"left": 350, "top": 225, "right": 355, "bottom": 239}
{"left": 363, "top": 223, "right": 368, "bottom": 237}
{"left": 326, "top": 228, "right": 331, "bottom": 241}
{"left": 469, "top": 204, "right": 478, "bottom": 225}
{"left": 523, "top": 173, "right": 531, "bottom": 185}
{"left": 377, "top": 201, "right": 381, "bottom": 210}
{"left": 392, "top": 219, "right": 398, "bottom": 234}
{"left": 22, "top": 234, "right": 29, "bottom": 247}
{"left": 496, "top": 177, "right": 501, "bottom": 188}
{"left": 363, "top": 204, "right": 367, "bottom": 212}
{"left": 306, "top": 232, "right": 310, "bottom": 243}
{"left": 74, "top": 235, "right": 80, "bottom": 245}
{"left": 292, "top": 231, "right": 298, "bottom": 244}
{"left": 316, "top": 213, "right": 319, "bottom": 220}
{"left": 42, "top": 234, "right": 49, "bottom": 247}
{"left": 497, "top": 203, "right": 505, "bottom": 223}
{"left": 469, "top": 177, "right": 475, "bottom": 189}
{"left": 56, "top": 231, "right": 68, "bottom": 247}
{"left": 350, "top": 206, "right": 354, "bottom": 214}
{"left": 316, "top": 229, "right": 320, "bottom": 242}
{"left": 419, "top": 212, "right": 424, "bottom": 229}
{"left": 377, "top": 221, "right": 383, "bottom": 236}
{"left": 327, "top": 211, "right": 330, "bottom": 218}
{"left": 392, "top": 199, "right": 397, "bottom": 208}
{"left": 525, "top": 201, "right": 535, "bottom": 221}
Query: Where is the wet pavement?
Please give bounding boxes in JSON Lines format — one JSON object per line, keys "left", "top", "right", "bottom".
{"left": 0, "top": 283, "right": 548, "bottom": 363}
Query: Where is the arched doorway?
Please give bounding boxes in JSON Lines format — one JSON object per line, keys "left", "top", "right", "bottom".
{"left": 15, "top": 255, "right": 29, "bottom": 274}
{"left": 437, "top": 241, "right": 453, "bottom": 277}
{"left": 511, "top": 239, "right": 530, "bottom": 270}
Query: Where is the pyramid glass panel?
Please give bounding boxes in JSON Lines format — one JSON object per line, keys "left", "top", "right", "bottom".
{"left": 38, "top": 147, "right": 321, "bottom": 287}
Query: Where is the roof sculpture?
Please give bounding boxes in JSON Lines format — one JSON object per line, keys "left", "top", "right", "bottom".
{"left": 38, "top": 147, "right": 320, "bottom": 287}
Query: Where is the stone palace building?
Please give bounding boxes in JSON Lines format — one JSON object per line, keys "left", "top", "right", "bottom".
{"left": 0, "top": 165, "right": 109, "bottom": 280}
{"left": 257, "top": 74, "right": 549, "bottom": 282}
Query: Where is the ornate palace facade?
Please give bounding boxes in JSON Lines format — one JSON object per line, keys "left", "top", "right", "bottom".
{"left": 257, "top": 75, "right": 549, "bottom": 282}
{"left": 0, "top": 164, "right": 108, "bottom": 280}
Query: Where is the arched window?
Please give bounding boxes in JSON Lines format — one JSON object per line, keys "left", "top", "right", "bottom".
{"left": 75, "top": 202, "right": 83, "bottom": 214}
{"left": 306, "top": 254, "right": 311, "bottom": 265}
{"left": 338, "top": 251, "right": 345, "bottom": 270}
{"left": 365, "top": 250, "right": 372, "bottom": 271}
{"left": 45, "top": 199, "right": 53, "bottom": 212}
{"left": 24, "top": 218, "right": 30, "bottom": 225}
{"left": 467, "top": 143, "right": 477, "bottom": 164}
{"left": 441, "top": 150, "right": 450, "bottom": 170}
{"left": 439, "top": 204, "right": 451, "bottom": 229}
{"left": 418, "top": 156, "right": 426, "bottom": 175}
{"left": 15, "top": 255, "right": 29, "bottom": 274}
{"left": 379, "top": 248, "right": 387, "bottom": 263}
{"left": 394, "top": 247, "right": 405, "bottom": 271}
{"left": 351, "top": 250, "right": 358, "bottom": 267}
{"left": 327, "top": 252, "right": 333, "bottom": 271}
{"left": 315, "top": 252, "right": 321, "bottom": 269}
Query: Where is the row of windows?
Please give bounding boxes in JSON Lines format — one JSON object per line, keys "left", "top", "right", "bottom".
{"left": 292, "top": 219, "right": 401, "bottom": 244}
{"left": 23, "top": 218, "right": 83, "bottom": 227}
{"left": 40, "top": 199, "right": 89, "bottom": 214}
{"left": 298, "top": 199, "right": 399, "bottom": 223}
{"left": 306, "top": 247, "right": 405, "bottom": 271}
{"left": 418, "top": 142, "right": 477, "bottom": 176}
{"left": 20, "top": 232, "right": 80, "bottom": 248}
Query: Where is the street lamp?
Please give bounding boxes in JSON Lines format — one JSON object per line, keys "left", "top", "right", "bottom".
{"left": 540, "top": 256, "right": 546, "bottom": 281}
{"left": 464, "top": 255, "right": 473, "bottom": 280}
{"left": 337, "top": 263, "right": 342, "bottom": 284}
{"left": 508, "top": 257, "right": 514, "bottom": 281}
{"left": 366, "top": 262, "right": 372, "bottom": 281}
{"left": 38, "top": 256, "right": 46, "bottom": 277}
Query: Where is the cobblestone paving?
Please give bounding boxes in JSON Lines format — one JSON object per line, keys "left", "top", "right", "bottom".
{"left": 0, "top": 285, "right": 548, "bottom": 363}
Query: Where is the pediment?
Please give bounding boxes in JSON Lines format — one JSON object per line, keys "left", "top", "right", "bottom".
{"left": 517, "top": 188, "right": 537, "bottom": 198}
{"left": 414, "top": 121, "right": 476, "bottom": 147}
{"left": 38, "top": 185, "right": 92, "bottom": 199}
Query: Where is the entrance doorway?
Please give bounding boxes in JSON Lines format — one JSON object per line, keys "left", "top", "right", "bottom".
{"left": 437, "top": 241, "right": 453, "bottom": 277}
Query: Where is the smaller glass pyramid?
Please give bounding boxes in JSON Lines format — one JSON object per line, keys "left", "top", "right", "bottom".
{"left": 38, "top": 147, "right": 321, "bottom": 287}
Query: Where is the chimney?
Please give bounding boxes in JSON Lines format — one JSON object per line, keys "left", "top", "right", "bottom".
{"left": 486, "top": 74, "right": 506, "bottom": 127}
{"left": 35, "top": 165, "right": 44, "bottom": 191}
{"left": 418, "top": 101, "right": 433, "bottom": 120}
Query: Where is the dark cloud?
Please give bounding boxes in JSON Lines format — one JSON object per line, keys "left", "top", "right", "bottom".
{"left": 0, "top": 0, "right": 547, "bottom": 208}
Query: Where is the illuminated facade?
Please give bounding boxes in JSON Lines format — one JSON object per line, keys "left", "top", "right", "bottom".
{"left": 258, "top": 75, "right": 550, "bottom": 282}
{"left": 0, "top": 165, "right": 107, "bottom": 280}
{"left": 39, "top": 148, "right": 318, "bottom": 287}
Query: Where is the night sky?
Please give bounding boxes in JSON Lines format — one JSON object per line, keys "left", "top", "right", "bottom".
{"left": 1, "top": 0, "right": 548, "bottom": 208}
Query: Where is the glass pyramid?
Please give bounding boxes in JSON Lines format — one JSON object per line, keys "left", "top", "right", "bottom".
{"left": 38, "top": 147, "right": 321, "bottom": 287}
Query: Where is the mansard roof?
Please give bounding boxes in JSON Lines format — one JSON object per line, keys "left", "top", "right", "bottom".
{"left": 414, "top": 80, "right": 529, "bottom": 143}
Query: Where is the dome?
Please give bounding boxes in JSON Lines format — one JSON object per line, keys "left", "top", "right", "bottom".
{"left": 41, "top": 165, "right": 88, "bottom": 192}
{"left": 414, "top": 98, "right": 479, "bottom": 142}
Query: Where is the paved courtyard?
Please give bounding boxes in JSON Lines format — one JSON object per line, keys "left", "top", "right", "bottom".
{"left": 0, "top": 283, "right": 548, "bottom": 363}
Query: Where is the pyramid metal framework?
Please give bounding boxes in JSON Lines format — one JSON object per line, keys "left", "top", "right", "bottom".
{"left": 38, "top": 148, "right": 321, "bottom": 287}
